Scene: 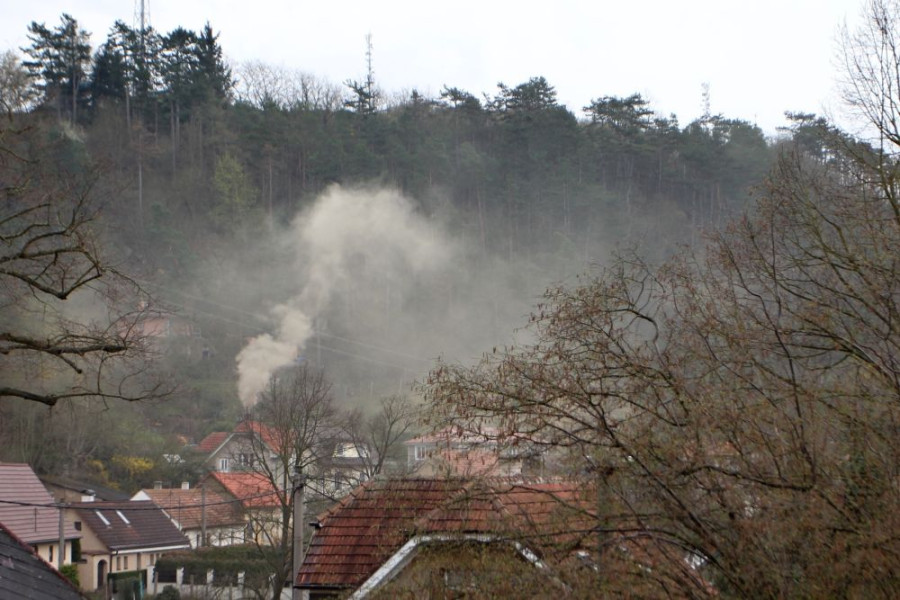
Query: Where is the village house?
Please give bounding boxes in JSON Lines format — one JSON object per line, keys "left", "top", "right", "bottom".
{"left": 404, "top": 427, "right": 543, "bottom": 477}
{"left": 198, "top": 420, "right": 284, "bottom": 480}
{"left": 309, "top": 435, "right": 371, "bottom": 499}
{"left": 295, "top": 477, "right": 588, "bottom": 599}
{"left": 200, "top": 471, "right": 284, "bottom": 544}
{"left": 0, "top": 463, "right": 81, "bottom": 570}
{"left": 66, "top": 499, "right": 190, "bottom": 594}
{"left": 131, "top": 482, "right": 246, "bottom": 547}
{"left": 198, "top": 419, "right": 370, "bottom": 500}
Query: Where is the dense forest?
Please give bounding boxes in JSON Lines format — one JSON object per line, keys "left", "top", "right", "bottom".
{"left": 0, "top": 13, "right": 805, "bottom": 490}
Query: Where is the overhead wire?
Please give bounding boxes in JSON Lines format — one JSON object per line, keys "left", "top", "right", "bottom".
{"left": 133, "top": 278, "right": 435, "bottom": 371}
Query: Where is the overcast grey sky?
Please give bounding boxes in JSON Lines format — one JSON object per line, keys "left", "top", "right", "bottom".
{"left": 0, "top": 0, "right": 864, "bottom": 134}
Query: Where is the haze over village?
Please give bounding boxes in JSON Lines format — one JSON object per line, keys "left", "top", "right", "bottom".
{"left": 2, "top": 1, "right": 900, "bottom": 599}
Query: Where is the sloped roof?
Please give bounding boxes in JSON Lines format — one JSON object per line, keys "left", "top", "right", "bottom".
{"left": 40, "top": 475, "right": 130, "bottom": 502}
{"left": 419, "top": 480, "right": 585, "bottom": 537}
{"left": 69, "top": 501, "right": 190, "bottom": 552}
{"left": 0, "top": 463, "right": 80, "bottom": 544}
{"left": 198, "top": 420, "right": 284, "bottom": 458}
{"left": 233, "top": 420, "right": 282, "bottom": 453}
{"left": 296, "top": 477, "right": 587, "bottom": 590}
{"left": 0, "top": 523, "right": 84, "bottom": 600}
{"left": 197, "top": 431, "right": 230, "bottom": 454}
{"left": 135, "top": 488, "right": 244, "bottom": 530}
{"left": 204, "top": 472, "right": 282, "bottom": 508}
{"left": 297, "top": 478, "right": 469, "bottom": 589}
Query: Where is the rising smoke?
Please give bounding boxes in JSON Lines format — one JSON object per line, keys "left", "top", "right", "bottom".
{"left": 236, "top": 185, "right": 454, "bottom": 406}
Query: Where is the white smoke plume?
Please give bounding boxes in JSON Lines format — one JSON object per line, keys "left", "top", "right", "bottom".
{"left": 235, "top": 185, "right": 453, "bottom": 406}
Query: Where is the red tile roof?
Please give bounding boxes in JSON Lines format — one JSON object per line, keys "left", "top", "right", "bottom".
{"left": 204, "top": 472, "right": 283, "bottom": 508}
{"left": 0, "top": 463, "right": 80, "bottom": 544}
{"left": 69, "top": 501, "right": 190, "bottom": 552}
{"left": 298, "top": 478, "right": 468, "bottom": 589}
{"left": 197, "top": 431, "right": 229, "bottom": 454}
{"left": 136, "top": 488, "right": 244, "bottom": 529}
{"left": 296, "top": 477, "right": 588, "bottom": 591}
{"left": 418, "top": 480, "right": 585, "bottom": 537}
{"left": 233, "top": 420, "right": 283, "bottom": 453}
{"left": 198, "top": 421, "right": 283, "bottom": 456}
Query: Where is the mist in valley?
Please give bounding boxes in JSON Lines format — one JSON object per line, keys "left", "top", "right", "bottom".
{"left": 0, "top": 11, "right": 784, "bottom": 489}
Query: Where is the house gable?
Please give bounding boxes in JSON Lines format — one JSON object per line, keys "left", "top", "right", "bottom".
{"left": 363, "top": 538, "right": 550, "bottom": 600}
{"left": 0, "top": 463, "right": 81, "bottom": 545}
{"left": 296, "top": 477, "right": 589, "bottom": 597}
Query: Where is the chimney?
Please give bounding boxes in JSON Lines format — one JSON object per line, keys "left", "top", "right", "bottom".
{"left": 153, "top": 481, "right": 163, "bottom": 490}
{"left": 181, "top": 481, "right": 190, "bottom": 490}
{"left": 80, "top": 489, "right": 96, "bottom": 502}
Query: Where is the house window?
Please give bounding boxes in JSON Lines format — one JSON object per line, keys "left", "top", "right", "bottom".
{"left": 219, "top": 457, "right": 230, "bottom": 472}
{"left": 48, "top": 544, "right": 53, "bottom": 563}
{"left": 116, "top": 556, "right": 121, "bottom": 571}
{"left": 414, "top": 445, "right": 427, "bottom": 461}
{"left": 124, "top": 555, "right": 129, "bottom": 570}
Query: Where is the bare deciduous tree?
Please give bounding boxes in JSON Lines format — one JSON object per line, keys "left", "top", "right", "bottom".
{"left": 234, "top": 60, "right": 342, "bottom": 111}
{"left": 425, "top": 3, "right": 900, "bottom": 597}
{"left": 242, "top": 364, "right": 337, "bottom": 600}
{"left": 0, "top": 114, "right": 169, "bottom": 408}
{"left": 343, "top": 394, "right": 418, "bottom": 478}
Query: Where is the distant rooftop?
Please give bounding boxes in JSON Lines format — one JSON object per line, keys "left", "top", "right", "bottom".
{"left": 0, "top": 463, "right": 80, "bottom": 544}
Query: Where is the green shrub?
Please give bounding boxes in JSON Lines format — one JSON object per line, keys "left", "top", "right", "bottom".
{"left": 60, "top": 563, "right": 79, "bottom": 587}
{"left": 156, "top": 586, "right": 181, "bottom": 600}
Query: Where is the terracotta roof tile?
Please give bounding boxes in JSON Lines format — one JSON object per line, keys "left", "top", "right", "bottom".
{"left": 136, "top": 488, "right": 244, "bottom": 529}
{"left": 297, "top": 477, "right": 588, "bottom": 590}
{"left": 197, "top": 431, "right": 229, "bottom": 454}
{"left": 204, "top": 472, "right": 282, "bottom": 508}
{"left": 299, "top": 478, "right": 469, "bottom": 588}
{"left": 233, "top": 420, "right": 283, "bottom": 453}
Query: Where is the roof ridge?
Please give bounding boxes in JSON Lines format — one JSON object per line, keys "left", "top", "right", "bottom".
{"left": 314, "top": 476, "right": 380, "bottom": 524}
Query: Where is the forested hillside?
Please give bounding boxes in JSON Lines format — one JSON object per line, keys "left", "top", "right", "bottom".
{"left": 0, "top": 14, "right": 790, "bottom": 490}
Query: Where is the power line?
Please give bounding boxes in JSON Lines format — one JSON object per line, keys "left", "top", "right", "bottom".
{"left": 136, "top": 279, "right": 434, "bottom": 368}
{"left": 0, "top": 477, "right": 353, "bottom": 511}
